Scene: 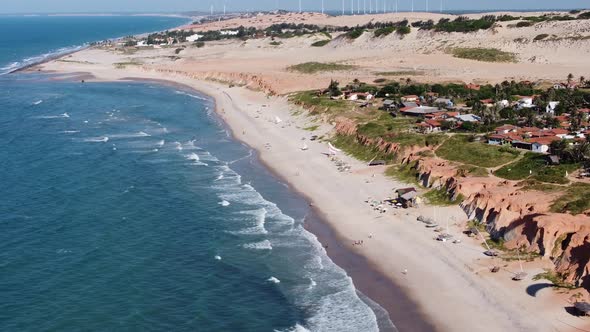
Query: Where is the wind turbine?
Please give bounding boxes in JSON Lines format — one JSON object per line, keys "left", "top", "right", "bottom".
{"left": 351, "top": 0, "right": 354, "bottom": 14}
{"left": 426, "top": 0, "right": 428, "bottom": 12}
{"left": 342, "top": 0, "right": 345, "bottom": 15}
{"left": 440, "top": 0, "right": 443, "bottom": 13}
{"left": 412, "top": 0, "right": 414, "bottom": 12}
{"left": 299, "top": 0, "right": 302, "bottom": 13}
{"left": 364, "top": 0, "right": 366, "bottom": 14}
{"left": 322, "top": 0, "right": 325, "bottom": 14}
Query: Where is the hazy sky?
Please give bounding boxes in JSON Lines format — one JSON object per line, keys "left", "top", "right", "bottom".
{"left": 0, "top": 0, "right": 587, "bottom": 14}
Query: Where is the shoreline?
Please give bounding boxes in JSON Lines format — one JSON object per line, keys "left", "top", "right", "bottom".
{"left": 29, "top": 39, "right": 590, "bottom": 330}
{"left": 116, "top": 75, "right": 429, "bottom": 330}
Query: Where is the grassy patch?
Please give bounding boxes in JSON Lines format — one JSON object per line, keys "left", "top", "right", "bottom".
{"left": 449, "top": 47, "right": 517, "bottom": 63}
{"left": 385, "top": 162, "right": 420, "bottom": 185}
{"left": 289, "top": 91, "right": 350, "bottom": 116}
{"left": 114, "top": 61, "right": 141, "bottom": 69}
{"left": 287, "top": 62, "right": 356, "bottom": 74}
{"left": 551, "top": 183, "right": 590, "bottom": 215}
{"left": 533, "top": 269, "right": 578, "bottom": 289}
{"left": 456, "top": 165, "right": 489, "bottom": 177}
{"left": 424, "top": 187, "right": 465, "bottom": 206}
{"left": 311, "top": 39, "right": 330, "bottom": 47}
{"left": 332, "top": 134, "right": 397, "bottom": 162}
{"left": 375, "top": 70, "right": 425, "bottom": 76}
{"left": 436, "top": 136, "right": 520, "bottom": 168}
{"left": 495, "top": 153, "right": 579, "bottom": 184}
{"left": 345, "top": 29, "right": 365, "bottom": 39}
{"left": 518, "top": 179, "right": 563, "bottom": 193}
{"left": 269, "top": 41, "right": 282, "bottom": 46}
{"left": 374, "top": 26, "right": 396, "bottom": 37}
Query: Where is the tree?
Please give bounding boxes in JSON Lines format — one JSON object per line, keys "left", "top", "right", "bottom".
{"left": 567, "top": 73, "right": 574, "bottom": 85}
{"left": 567, "top": 141, "right": 590, "bottom": 163}
{"left": 580, "top": 76, "right": 586, "bottom": 86}
{"left": 327, "top": 79, "right": 342, "bottom": 97}
{"left": 550, "top": 139, "right": 568, "bottom": 158}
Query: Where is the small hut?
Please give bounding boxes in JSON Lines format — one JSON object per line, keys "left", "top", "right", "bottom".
{"left": 396, "top": 188, "right": 418, "bottom": 208}
{"left": 547, "top": 155, "right": 560, "bottom": 165}
{"left": 574, "top": 302, "right": 590, "bottom": 316}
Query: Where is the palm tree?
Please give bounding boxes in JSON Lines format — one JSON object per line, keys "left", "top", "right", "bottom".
{"left": 567, "top": 73, "right": 574, "bottom": 85}
{"left": 580, "top": 76, "right": 586, "bottom": 87}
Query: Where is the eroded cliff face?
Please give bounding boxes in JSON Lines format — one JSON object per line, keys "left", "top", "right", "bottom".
{"left": 334, "top": 118, "right": 428, "bottom": 159}
{"left": 407, "top": 155, "right": 590, "bottom": 290}
{"left": 330, "top": 121, "right": 590, "bottom": 290}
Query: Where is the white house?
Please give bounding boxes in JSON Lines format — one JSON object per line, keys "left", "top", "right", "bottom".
{"left": 532, "top": 142, "right": 549, "bottom": 153}
{"left": 517, "top": 97, "right": 534, "bottom": 109}
{"left": 546, "top": 101, "right": 559, "bottom": 114}
{"left": 186, "top": 34, "right": 204, "bottom": 42}
{"left": 220, "top": 30, "right": 239, "bottom": 36}
{"left": 455, "top": 114, "right": 481, "bottom": 122}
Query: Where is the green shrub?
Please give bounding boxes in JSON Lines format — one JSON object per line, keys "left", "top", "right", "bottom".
{"left": 374, "top": 26, "right": 395, "bottom": 37}
{"left": 346, "top": 29, "right": 365, "bottom": 39}
{"left": 194, "top": 41, "right": 205, "bottom": 48}
{"left": 311, "top": 40, "right": 330, "bottom": 47}
{"left": 516, "top": 21, "right": 533, "bottom": 27}
{"left": 396, "top": 26, "right": 411, "bottom": 35}
{"left": 287, "top": 62, "right": 356, "bottom": 74}
{"left": 450, "top": 47, "right": 517, "bottom": 63}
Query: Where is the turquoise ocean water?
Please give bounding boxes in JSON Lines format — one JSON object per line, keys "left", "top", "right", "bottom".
{"left": 0, "top": 16, "right": 390, "bottom": 331}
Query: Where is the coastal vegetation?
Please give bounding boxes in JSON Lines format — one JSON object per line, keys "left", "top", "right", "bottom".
{"left": 550, "top": 183, "right": 590, "bottom": 215}
{"left": 311, "top": 39, "right": 330, "bottom": 47}
{"left": 494, "top": 153, "right": 578, "bottom": 184}
{"left": 449, "top": 47, "right": 517, "bottom": 63}
{"left": 287, "top": 62, "right": 356, "bottom": 74}
{"left": 424, "top": 188, "right": 465, "bottom": 206}
{"left": 436, "top": 136, "right": 520, "bottom": 167}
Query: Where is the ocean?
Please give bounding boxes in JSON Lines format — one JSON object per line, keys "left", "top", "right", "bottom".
{"left": 0, "top": 16, "right": 390, "bottom": 331}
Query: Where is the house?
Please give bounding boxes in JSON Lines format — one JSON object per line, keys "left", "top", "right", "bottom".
{"left": 498, "top": 99, "right": 510, "bottom": 108}
{"left": 495, "top": 124, "right": 518, "bottom": 134}
{"left": 529, "top": 136, "right": 561, "bottom": 153}
{"left": 400, "top": 105, "right": 442, "bottom": 116}
{"left": 546, "top": 128, "right": 569, "bottom": 138}
{"left": 417, "top": 119, "right": 442, "bottom": 133}
{"left": 433, "top": 98, "right": 453, "bottom": 108}
{"left": 455, "top": 114, "right": 481, "bottom": 123}
{"left": 546, "top": 101, "right": 559, "bottom": 114}
{"left": 465, "top": 83, "right": 480, "bottom": 91}
{"left": 402, "top": 95, "right": 419, "bottom": 102}
{"left": 396, "top": 188, "right": 418, "bottom": 207}
{"left": 382, "top": 99, "right": 396, "bottom": 110}
{"left": 516, "top": 96, "right": 534, "bottom": 109}
{"left": 547, "top": 155, "right": 560, "bottom": 165}
{"left": 347, "top": 92, "right": 374, "bottom": 101}
{"left": 186, "top": 34, "right": 204, "bottom": 42}
{"left": 488, "top": 134, "right": 507, "bottom": 145}
{"left": 480, "top": 99, "right": 494, "bottom": 107}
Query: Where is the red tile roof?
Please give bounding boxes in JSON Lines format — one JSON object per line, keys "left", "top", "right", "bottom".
{"left": 528, "top": 136, "right": 561, "bottom": 145}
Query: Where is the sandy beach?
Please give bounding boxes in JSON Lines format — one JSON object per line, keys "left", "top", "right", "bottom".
{"left": 33, "top": 11, "right": 590, "bottom": 331}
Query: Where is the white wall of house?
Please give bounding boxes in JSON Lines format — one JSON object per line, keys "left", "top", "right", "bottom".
{"left": 532, "top": 143, "right": 549, "bottom": 153}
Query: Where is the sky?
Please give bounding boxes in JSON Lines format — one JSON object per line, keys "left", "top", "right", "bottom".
{"left": 0, "top": 0, "right": 587, "bottom": 14}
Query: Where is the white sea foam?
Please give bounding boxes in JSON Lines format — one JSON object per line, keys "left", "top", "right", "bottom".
{"left": 84, "top": 136, "right": 109, "bottom": 143}
{"left": 62, "top": 130, "right": 80, "bottom": 134}
{"left": 185, "top": 152, "right": 208, "bottom": 166}
{"left": 214, "top": 255, "right": 222, "bottom": 260}
{"left": 243, "top": 240, "right": 272, "bottom": 250}
{"left": 175, "top": 90, "right": 208, "bottom": 101}
{"left": 218, "top": 200, "right": 230, "bottom": 207}
{"left": 109, "top": 131, "right": 151, "bottom": 139}
{"left": 157, "top": 140, "right": 165, "bottom": 147}
{"left": 174, "top": 142, "right": 183, "bottom": 151}
{"left": 268, "top": 276, "right": 281, "bottom": 284}
{"left": 33, "top": 100, "right": 43, "bottom": 105}
{"left": 274, "top": 324, "right": 312, "bottom": 332}
{"left": 34, "top": 113, "right": 70, "bottom": 119}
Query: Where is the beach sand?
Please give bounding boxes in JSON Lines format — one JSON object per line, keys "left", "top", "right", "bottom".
{"left": 34, "top": 12, "right": 590, "bottom": 329}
